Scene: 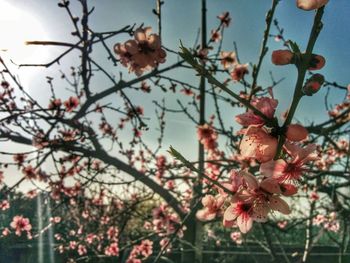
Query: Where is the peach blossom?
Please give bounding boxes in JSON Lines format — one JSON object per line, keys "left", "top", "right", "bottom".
{"left": 10, "top": 215, "right": 32, "bottom": 236}
{"left": 240, "top": 126, "right": 278, "bottom": 163}
{"left": 230, "top": 64, "right": 249, "bottom": 81}
{"left": 235, "top": 96, "right": 278, "bottom": 127}
{"left": 224, "top": 201, "right": 254, "bottom": 233}
{"left": 260, "top": 142, "right": 318, "bottom": 183}
{"left": 211, "top": 30, "right": 222, "bottom": 43}
{"left": 217, "top": 12, "right": 231, "bottom": 27}
{"left": 220, "top": 51, "right": 237, "bottom": 69}
{"left": 224, "top": 171, "right": 291, "bottom": 233}
{"left": 196, "top": 195, "right": 225, "bottom": 221}
{"left": 114, "top": 27, "right": 166, "bottom": 76}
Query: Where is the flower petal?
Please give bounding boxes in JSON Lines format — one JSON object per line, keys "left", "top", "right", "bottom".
{"left": 223, "top": 204, "right": 238, "bottom": 221}
{"left": 237, "top": 214, "right": 253, "bottom": 233}
{"left": 268, "top": 196, "right": 291, "bottom": 215}
{"left": 260, "top": 159, "right": 287, "bottom": 178}
{"left": 260, "top": 177, "right": 282, "bottom": 194}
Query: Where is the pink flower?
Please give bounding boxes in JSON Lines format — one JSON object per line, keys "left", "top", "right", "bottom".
{"left": 48, "top": 98, "right": 62, "bottom": 110}
{"left": 230, "top": 231, "right": 243, "bottom": 244}
{"left": 197, "top": 124, "right": 218, "bottom": 151}
{"left": 286, "top": 124, "right": 308, "bottom": 142}
{"left": 78, "top": 245, "right": 87, "bottom": 256}
{"left": 105, "top": 242, "right": 119, "bottom": 256}
{"left": 22, "top": 165, "right": 37, "bottom": 180}
{"left": 296, "top": 0, "right": 329, "bottom": 11}
{"left": 271, "top": 50, "right": 294, "bottom": 65}
{"left": 224, "top": 171, "right": 290, "bottom": 233}
{"left": 240, "top": 126, "right": 278, "bottom": 163}
{"left": 114, "top": 27, "right": 166, "bottom": 76}
{"left": 224, "top": 201, "right": 254, "bottom": 233}
{"left": 220, "top": 51, "right": 237, "bottom": 69}
{"left": 277, "top": 220, "right": 288, "bottom": 229}
{"left": 235, "top": 96, "right": 278, "bottom": 127}
{"left": 217, "top": 12, "right": 231, "bottom": 27}
{"left": 260, "top": 142, "right": 318, "bottom": 183}
{"left": 0, "top": 200, "right": 10, "bottom": 211}
{"left": 211, "top": 30, "right": 221, "bottom": 43}
{"left": 2, "top": 228, "right": 10, "bottom": 236}
{"left": 10, "top": 216, "right": 32, "bottom": 236}
{"left": 196, "top": 195, "right": 225, "bottom": 221}
{"left": 230, "top": 64, "right": 249, "bottom": 81}
{"left": 64, "top": 96, "right": 79, "bottom": 112}
{"left": 107, "top": 226, "right": 119, "bottom": 240}
{"left": 139, "top": 240, "right": 153, "bottom": 257}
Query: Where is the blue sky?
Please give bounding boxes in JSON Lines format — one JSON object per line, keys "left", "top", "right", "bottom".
{"left": 1, "top": 0, "right": 349, "bottom": 189}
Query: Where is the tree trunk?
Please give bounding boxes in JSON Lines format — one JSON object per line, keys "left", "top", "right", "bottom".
{"left": 182, "top": 218, "right": 203, "bottom": 263}
{"left": 182, "top": 0, "right": 206, "bottom": 262}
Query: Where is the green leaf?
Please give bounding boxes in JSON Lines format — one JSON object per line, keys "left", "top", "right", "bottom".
{"left": 288, "top": 41, "right": 300, "bottom": 54}
{"left": 168, "top": 146, "right": 191, "bottom": 167}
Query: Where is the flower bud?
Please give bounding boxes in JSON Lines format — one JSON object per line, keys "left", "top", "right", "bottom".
{"left": 296, "top": 0, "right": 329, "bottom": 11}
{"left": 308, "top": 54, "right": 325, "bottom": 70}
{"left": 302, "top": 73, "right": 325, "bottom": 96}
{"left": 271, "top": 50, "right": 294, "bottom": 65}
{"left": 286, "top": 124, "right": 308, "bottom": 142}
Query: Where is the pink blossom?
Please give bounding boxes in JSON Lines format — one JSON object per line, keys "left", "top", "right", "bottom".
{"left": 224, "top": 171, "right": 290, "bottom": 233}
{"left": 217, "top": 12, "right": 231, "bottom": 27}
{"left": 240, "top": 126, "right": 278, "bottom": 163}
{"left": 223, "top": 201, "right": 255, "bottom": 233}
{"left": 220, "top": 51, "right": 237, "bottom": 69}
{"left": 78, "top": 245, "right": 87, "bottom": 256}
{"left": 10, "top": 216, "right": 32, "bottom": 236}
{"left": 197, "top": 124, "right": 218, "bottom": 151}
{"left": 105, "top": 242, "right": 119, "bottom": 256}
{"left": 235, "top": 96, "right": 278, "bottom": 127}
{"left": 64, "top": 96, "right": 80, "bottom": 112}
{"left": 114, "top": 27, "right": 166, "bottom": 76}
{"left": 230, "top": 64, "right": 249, "bottom": 81}
{"left": 2, "top": 228, "right": 10, "bottom": 236}
{"left": 107, "top": 226, "right": 119, "bottom": 240}
{"left": 230, "top": 231, "right": 243, "bottom": 245}
{"left": 211, "top": 30, "right": 221, "bottom": 43}
{"left": 260, "top": 142, "right": 318, "bottom": 183}
{"left": 196, "top": 195, "right": 225, "bottom": 221}
{"left": 0, "top": 200, "right": 10, "bottom": 211}
{"left": 278, "top": 221, "right": 288, "bottom": 229}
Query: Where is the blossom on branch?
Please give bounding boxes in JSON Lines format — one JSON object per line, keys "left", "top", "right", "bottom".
{"left": 239, "top": 126, "right": 278, "bottom": 163}
{"left": 10, "top": 215, "right": 32, "bottom": 237}
{"left": 114, "top": 27, "right": 166, "bottom": 76}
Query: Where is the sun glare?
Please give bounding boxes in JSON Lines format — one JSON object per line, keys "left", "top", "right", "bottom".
{"left": 0, "top": 1, "right": 49, "bottom": 63}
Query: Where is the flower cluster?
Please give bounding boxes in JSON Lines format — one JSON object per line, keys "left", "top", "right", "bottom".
{"left": 195, "top": 1, "right": 332, "bottom": 234}
{"left": 313, "top": 212, "right": 339, "bottom": 233}
{"left": 126, "top": 240, "right": 153, "bottom": 263}
{"left": 220, "top": 51, "right": 249, "bottom": 81}
{"left": 114, "top": 27, "right": 166, "bottom": 76}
